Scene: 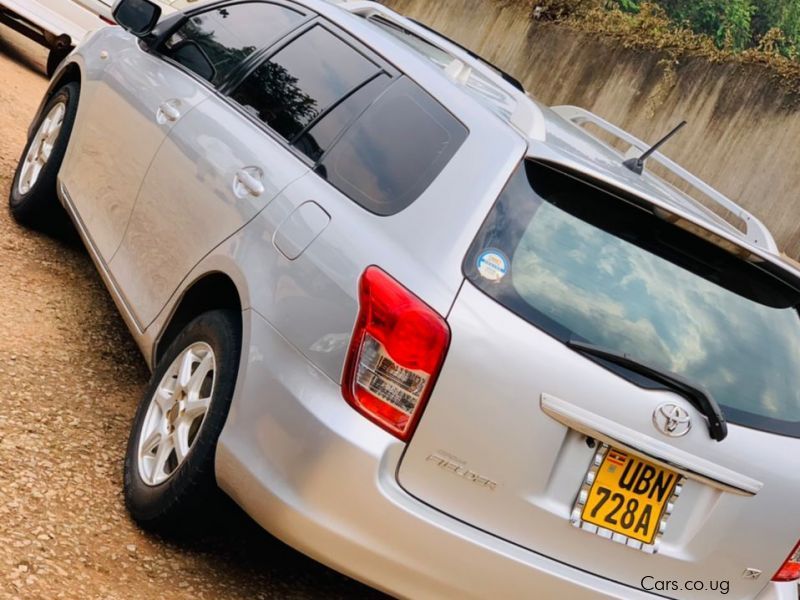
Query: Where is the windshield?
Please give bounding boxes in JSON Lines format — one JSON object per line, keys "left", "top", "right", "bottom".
{"left": 465, "top": 160, "right": 800, "bottom": 436}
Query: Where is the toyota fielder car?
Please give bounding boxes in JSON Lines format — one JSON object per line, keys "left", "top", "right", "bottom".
{"left": 9, "top": 0, "right": 800, "bottom": 597}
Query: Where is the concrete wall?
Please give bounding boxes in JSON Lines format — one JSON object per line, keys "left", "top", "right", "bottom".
{"left": 383, "top": 0, "right": 800, "bottom": 257}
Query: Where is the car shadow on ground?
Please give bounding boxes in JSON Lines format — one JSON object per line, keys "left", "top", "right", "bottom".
{"left": 164, "top": 496, "right": 389, "bottom": 599}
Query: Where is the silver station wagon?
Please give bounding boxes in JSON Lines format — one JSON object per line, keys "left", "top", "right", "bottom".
{"left": 10, "top": 0, "right": 800, "bottom": 597}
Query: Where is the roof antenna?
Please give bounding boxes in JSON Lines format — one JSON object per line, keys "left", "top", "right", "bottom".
{"left": 623, "top": 121, "right": 687, "bottom": 175}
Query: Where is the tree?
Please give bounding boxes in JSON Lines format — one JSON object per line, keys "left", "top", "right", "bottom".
{"left": 608, "top": 0, "right": 800, "bottom": 56}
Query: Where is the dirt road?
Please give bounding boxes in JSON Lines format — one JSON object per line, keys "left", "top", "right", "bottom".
{"left": 0, "top": 27, "right": 382, "bottom": 600}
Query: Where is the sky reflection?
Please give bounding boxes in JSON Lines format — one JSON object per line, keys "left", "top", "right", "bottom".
{"left": 512, "top": 201, "right": 800, "bottom": 421}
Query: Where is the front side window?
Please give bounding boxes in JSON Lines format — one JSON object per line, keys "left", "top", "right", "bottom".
{"left": 465, "top": 161, "right": 800, "bottom": 436}
{"left": 163, "top": 2, "right": 305, "bottom": 87}
{"left": 230, "top": 25, "right": 379, "bottom": 142}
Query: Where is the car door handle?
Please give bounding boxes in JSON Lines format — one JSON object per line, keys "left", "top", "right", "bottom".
{"left": 233, "top": 167, "right": 265, "bottom": 198}
{"left": 156, "top": 99, "right": 181, "bottom": 124}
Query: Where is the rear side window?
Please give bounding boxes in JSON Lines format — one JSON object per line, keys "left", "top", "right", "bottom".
{"left": 293, "top": 74, "right": 391, "bottom": 162}
{"left": 230, "top": 25, "right": 380, "bottom": 142}
{"left": 317, "top": 76, "right": 468, "bottom": 216}
{"left": 163, "top": 3, "right": 305, "bottom": 87}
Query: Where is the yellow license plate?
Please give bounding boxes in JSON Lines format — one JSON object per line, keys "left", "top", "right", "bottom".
{"left": 580, "top": 448, "right": 679, "bottom": 545}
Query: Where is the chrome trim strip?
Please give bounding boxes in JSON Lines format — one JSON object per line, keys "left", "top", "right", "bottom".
{"left": 58, "top": 180, "right": 144, "bottom": 335}
{"left": 541, "top": 393, "right": 761, "bottom": 497}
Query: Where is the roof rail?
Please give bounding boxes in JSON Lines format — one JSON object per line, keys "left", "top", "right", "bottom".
{"left": 342, "top": 2, "right": 546, "bottom": 140}
{"left": 552, "top": 105, "right": 778, "bottom": 253}
{"left": 405, "top": 17, "right": 526, "bottom": 92}
{"left": 511, "top": 99, "right": 546, "bottom": 141}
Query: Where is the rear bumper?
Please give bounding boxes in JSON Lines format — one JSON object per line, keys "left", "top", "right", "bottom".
{"left": 215, "top": 309, "right": 796, "bottom": 600}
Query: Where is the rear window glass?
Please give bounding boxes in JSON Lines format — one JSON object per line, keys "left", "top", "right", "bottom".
{"left": 465, "top": 160, "right": 800, "bottom": 437}
{"left": 163, "top": 3, "right": 305, "bottom": 87}
{"left": 317, "top": 76, "right": 468, "bottom": 215}
{"left": 230, "top": 25, "right": 379, "bottom": 142}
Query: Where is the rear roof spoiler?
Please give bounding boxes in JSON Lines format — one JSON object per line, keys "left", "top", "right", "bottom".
{"left": 552, "top": 105, "right": 778, "bottom": 254}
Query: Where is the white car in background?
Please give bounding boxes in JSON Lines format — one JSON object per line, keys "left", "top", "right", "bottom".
{"left": 0, "top": 0, "right": 177, "bottom": 75}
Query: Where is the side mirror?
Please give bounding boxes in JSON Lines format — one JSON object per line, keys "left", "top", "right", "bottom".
{"left": 112, "top": 0, "right": 162, "bottom": 37}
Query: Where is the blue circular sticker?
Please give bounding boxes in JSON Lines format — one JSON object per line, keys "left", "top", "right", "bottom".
{"left": 476, "top": 249, "right": 509, "bottom": 282}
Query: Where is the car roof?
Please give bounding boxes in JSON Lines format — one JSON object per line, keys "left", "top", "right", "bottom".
{"left": 170, "top": 0, "right": 792, "bottom": 273}
{"left": 327, "top": 1, "right": 794, "bottom": 266}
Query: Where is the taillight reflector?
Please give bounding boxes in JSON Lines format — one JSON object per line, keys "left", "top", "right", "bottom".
{"left": 342, "top": 266, "right": 450, "bottom": 441}
{"left": 773, "top": 539, "right": 800, "bottom": 582}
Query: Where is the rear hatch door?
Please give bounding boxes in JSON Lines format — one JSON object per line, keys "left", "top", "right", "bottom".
{"left": 398, "top": 160, "right": 800, "bottom": 599}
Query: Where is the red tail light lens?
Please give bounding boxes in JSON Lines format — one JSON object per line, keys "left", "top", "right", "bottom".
{"left": 342, "top": 266, "right": 450, "bottom": 441}
{"left": 773, "top": 540, "right": 800, "bottom": 582}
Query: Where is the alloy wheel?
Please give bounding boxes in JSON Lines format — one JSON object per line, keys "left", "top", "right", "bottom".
{"left": 137, "top": 342, "right": 216, "bottom": 486}
{"left": 18, "top": 101, "right": 66, "bottom": 196}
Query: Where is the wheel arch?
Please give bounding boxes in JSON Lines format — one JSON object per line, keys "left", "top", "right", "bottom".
{"left": 153, "top": 272, "right": 244, "bottom": 367}
{"left": 28, "top": 61, "right": 83, "bottom": 139}
{"left": 49, "top": 61, "right": 82, "bottom": 96}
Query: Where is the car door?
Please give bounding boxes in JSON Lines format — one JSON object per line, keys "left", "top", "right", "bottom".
{"left": 1, "top": 0, "right": 104, "bottom": 42}
{"left": 70, "top": 0, "right": 114, "bottom": 20}
{"left": 59, "top": 25, "right": 210, "bottom": 262}
{"left": 62, "top": 1, "right": 306, "bottom": 266}
{"left": 110, "top": 16, "right": 384, "bottom": 329}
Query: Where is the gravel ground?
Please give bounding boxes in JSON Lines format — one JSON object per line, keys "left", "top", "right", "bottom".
{"left": 0, "top": 26, "right": 384, "bottom": 600}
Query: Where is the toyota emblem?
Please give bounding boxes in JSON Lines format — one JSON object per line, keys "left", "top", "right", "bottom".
{"left": 653, "top": 403, "right": 691, "bottom": 437}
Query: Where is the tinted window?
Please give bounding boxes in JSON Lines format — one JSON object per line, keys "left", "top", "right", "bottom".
{"left": 465, "top": 161, "right": 800, "bottom": 437}
{"left": 163, "top": 3, "right": 304, "bottom": 86}
{"left": 318, "top": 77, "right": 468, "bottom": 215}
{"left": 231, "top": 26, "right": 379, "bottom": 141}
{"left": 293, "top": 74, "right": 391, "bottom": 162}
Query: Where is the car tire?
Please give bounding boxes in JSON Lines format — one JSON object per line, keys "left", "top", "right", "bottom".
{"left": 9, "top": 81, "right": 79, "bottom": 229}
{"left": 124, "top": 310, "right": 241, "bottom": 533}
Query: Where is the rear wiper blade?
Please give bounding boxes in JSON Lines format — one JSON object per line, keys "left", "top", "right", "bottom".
{"left": 566, "top": 338, "right": 728, "bottom": 442}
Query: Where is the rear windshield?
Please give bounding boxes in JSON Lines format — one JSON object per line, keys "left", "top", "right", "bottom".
{"left": 465, "top": 161, "right": 800, "bottom": 437}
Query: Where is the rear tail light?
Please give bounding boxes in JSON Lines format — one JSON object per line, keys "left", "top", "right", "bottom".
{"left": 342, "top": 266, "right": 450, "bottom": 441}
{"left": 773, "top": 540, "right": 800, "bottom": 582}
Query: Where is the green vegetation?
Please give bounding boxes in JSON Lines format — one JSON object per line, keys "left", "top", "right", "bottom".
{"left": 535, "top": 0, "right": 800, "bottom": 58}
{"left": 530, "top": 0, "right": 800, "bottom": 95}
{"left": 609, "top": 0, "right": 800, "bottom": 57}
